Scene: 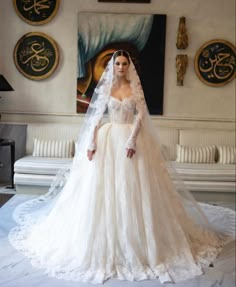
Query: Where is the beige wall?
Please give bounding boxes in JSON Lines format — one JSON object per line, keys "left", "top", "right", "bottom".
{"left": 0, "top": 0, "right": 235, "bottom": 123}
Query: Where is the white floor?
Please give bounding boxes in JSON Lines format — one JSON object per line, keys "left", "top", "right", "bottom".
{"left": 0, "top": 194, "right": 235, "bottom": 287}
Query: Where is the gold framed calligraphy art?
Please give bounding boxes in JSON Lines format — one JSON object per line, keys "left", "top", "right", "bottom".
{"left": 13, "top": 0, "right": 60, "bottom": 25}
{"left": 194, "top": 39, "right": 235, "bottom": 87}
{"left": 14, "top": 32, "right": 59, "bottom": 81}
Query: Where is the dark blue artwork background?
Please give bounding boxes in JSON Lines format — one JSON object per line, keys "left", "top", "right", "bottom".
{"left": 140, "top": 15, "right": 166, "bottom": 115}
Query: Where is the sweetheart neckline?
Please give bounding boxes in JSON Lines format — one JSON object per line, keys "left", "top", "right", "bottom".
{"left": 110, "top": 95, "right": 133, "bottom": 103}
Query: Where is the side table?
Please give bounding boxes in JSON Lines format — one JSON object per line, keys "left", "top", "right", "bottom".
{"left": 0, "top": 139, "right": 15, "bottom": 188}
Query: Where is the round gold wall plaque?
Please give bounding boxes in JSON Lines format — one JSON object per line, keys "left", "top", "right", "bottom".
{"left": 194, "top": 39, "right": 235, "bottom": 87}
{"left": 14, "top": 32, "right": 59, "bottom": 80}
{"left": 13, "top": 0, "right": 60, "bottom": 25}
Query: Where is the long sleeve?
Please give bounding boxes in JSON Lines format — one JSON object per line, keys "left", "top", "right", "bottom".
{"left": 87, "top": 97, "right": 108, "bottom": 151}
{"left": 125, "top": 96, "right": 146, "bottom": 150}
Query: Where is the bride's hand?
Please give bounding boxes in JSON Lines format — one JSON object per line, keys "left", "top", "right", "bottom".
{"left": 87, "top": 150, "right": 96, "bottom": 161}
{"left": 126, "top": 148, "right": 136, "bottom": 159}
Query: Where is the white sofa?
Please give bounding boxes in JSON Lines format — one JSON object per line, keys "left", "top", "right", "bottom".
{"left": 14, "top": 123, "right": 80, "bottom": 194}
{"left": 14, "top": 123, "right": 236, "bottom": 202}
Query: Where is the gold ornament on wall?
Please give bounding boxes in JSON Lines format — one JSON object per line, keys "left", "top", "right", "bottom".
{"left": 176, "top": 16, "right": 188, "bottom": 49}
{"left": 176, "top": 54, "right": 188, "bottom": 86}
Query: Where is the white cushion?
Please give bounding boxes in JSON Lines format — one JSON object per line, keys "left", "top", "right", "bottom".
{"left": 217, "top": 146, "right": 236, "bottom": 164}
{"left": 176, "top": 145, "right": 216, "bottom": 163}
{"left": 33, "top": 138, "right": 74, "bottom": 158}
{"left": 14, "top": 173, "right": 55, "bottom": 186}
{"left": 26, "top": 123, "right": 81, "bottom": 154}
{"left": 171, "top": 162, "right": 236, "bottom": 182}
{"left": 14, "top": 155, "right": 72, "bottom": 175}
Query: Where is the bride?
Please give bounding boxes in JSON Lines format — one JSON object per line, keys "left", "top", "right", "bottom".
{"left": 9, "top": 50, "right": 235, "bottom": 284}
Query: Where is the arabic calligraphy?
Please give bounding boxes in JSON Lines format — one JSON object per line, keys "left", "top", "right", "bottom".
{"left": 13, "top": 0, "right": 60, "bottom": 25}
{"left": 20, "top": 41, "right": 51, "bottom": 72}
{"left": 14, "top": 32, "right": 59, "bottom": 80}
{"left": 195, "top": 40, "right": 235, "bottom": 86}
{"left": 23, "top": 0, "right": 50, "bottom": 15}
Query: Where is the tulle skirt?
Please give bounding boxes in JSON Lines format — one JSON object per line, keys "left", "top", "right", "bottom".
{"left": 9, "top": 122, "right": 235, "bottom": 284}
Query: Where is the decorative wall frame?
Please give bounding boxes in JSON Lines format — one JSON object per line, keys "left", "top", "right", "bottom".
{"left": 194, "top": 39, "right": 235, "bottom": 87}
{"left": 13, "top": 0, "right": 60, "bottom": 25}
{"left": 14, "top": 32, "right": 59, "bottom": 80}
{"left": 77, "top": 12, "right": 166, "bottom": 115}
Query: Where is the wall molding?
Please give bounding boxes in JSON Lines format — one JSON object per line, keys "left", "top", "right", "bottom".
{"left": 0, "top": 110, "right": 235, "bottom": 123}
{"left": 0, "top": 111, "right": 235, "bottom": 132}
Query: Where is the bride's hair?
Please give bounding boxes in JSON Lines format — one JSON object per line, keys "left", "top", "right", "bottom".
{"left": 113, "top": 50, "right": 130, "bottom": 63}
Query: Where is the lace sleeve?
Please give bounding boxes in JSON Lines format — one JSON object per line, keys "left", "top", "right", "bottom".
{"left": 87, "top": 95, "right": 108, "bottom": 151}
{"left": 126, "top": 95, "right": 146, "bottom": 150}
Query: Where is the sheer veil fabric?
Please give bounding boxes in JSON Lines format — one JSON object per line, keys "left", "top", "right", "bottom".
{"left": 8, "top": 51, "right": 235, "bottom": 284}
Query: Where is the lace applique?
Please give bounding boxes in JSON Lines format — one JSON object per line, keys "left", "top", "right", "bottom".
{"left": 126, "top": 83, "right": 147, "bottom": 150}
{"left": 87, "top": 94, "right": 108, "bottom": 151}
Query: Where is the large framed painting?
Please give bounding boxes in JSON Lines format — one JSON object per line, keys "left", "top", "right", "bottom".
{"left": 77, "top": 13, "right": 166, "bottom": 115}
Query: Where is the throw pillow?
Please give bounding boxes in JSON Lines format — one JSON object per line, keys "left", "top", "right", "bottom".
{"left": 176, "top": 145, "right": 216, "bottom": 163}
{"left": 33, "top": 138, "right": 74, "bottom": 158}
{"left": 217, "top": 145, "right": 236, "bottom": 164}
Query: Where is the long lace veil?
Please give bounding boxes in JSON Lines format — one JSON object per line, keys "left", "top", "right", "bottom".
{"left": 12, "top": 50, "right": 235, "bottom": 238}
{"left": 71, "top": 51, "right": 214, "bottom": 229}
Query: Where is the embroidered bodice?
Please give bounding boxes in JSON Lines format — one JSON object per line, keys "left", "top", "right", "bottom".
{"left": 87, "top": 94, "right": 146, "bottom": 151}
{"left": 108, "top": 96, "right": 135, "bottom": 124}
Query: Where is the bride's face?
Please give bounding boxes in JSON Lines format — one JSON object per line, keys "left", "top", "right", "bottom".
{"left": 113, "top": 56, "right": 130, "bottom": 77}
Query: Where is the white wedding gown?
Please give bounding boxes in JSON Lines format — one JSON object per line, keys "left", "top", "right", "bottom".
{"left": 9, "top": 96, "right": 235, "bottom": 284}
